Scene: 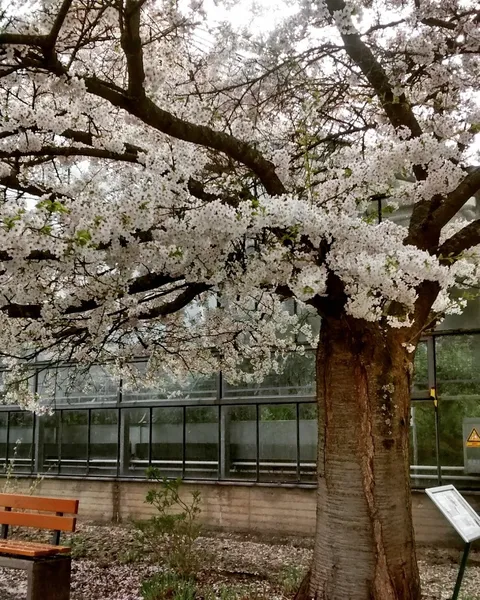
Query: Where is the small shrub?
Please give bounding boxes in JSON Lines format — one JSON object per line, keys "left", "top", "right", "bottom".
{"left": 136, "top": 468, "right": 202, "bottom": 577}
{"left": 118, "top": 546, "right": 144, "bottom": 564}
{"left": 279, "top": 564, "right": 305, "bottom": 595}
{"left": 2, "top": 439, "right": 54, "bottom": 494}
{"left": 218, "top": 587, "right": 241, "bottom": 600}
{"left": 69, "top": 533, "right": 89, "bottom": 559}
{"left": 141, "top": 572, "right": 196, "bottom": 600}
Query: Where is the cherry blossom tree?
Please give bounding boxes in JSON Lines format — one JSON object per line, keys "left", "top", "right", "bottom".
{"left": 0, "top": 0, "right": 480, "bottom": 598}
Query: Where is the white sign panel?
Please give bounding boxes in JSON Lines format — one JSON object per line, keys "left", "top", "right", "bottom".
{"left": 426, "top": 485, "right": 480, "bottom": 543}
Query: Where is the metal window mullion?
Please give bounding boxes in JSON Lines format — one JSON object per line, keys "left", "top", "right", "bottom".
{"left": 296, "top": 403, "right": 301, "bottom": 482}
{"left": 182, "top": 406, "right": 186, "bottom": 479}
{"left": 217, "top": 405, "right": 221, "bottom": 481}
{"left": 33, "top": 369, "right": 40, "bottom": 474}
{"left": 117, "top": 378, "right": 123, "bottom": 478}
{"left": 4, "top": 411, "right": 9, "bottom": 471}
{"left": 58, "top": 410, "right": 62, "bottom": 475}
{"left": 117, "top": 407, "right": 121, "bottom": 478}
{"left": 428, "top": 336, "right": 442, "bottom": 485}
{"left": 217, "top": 371, "right": 223, "bottom": 402}
{"left": 31, "top": 411, "right": 36, "bottom": 475}
{"left": 256, "top": 404, "right": 260, "bottom": 483}
{"left": 86, "top": 409, "right": 91, "bottom": 476}
{"left": 148, "top": 406, "right": 152, "bottom": 468}
{"left": 217, "top": 371, "right": 223, "bottom": 481}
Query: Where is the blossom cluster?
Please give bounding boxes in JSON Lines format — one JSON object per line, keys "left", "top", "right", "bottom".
{"left": 0, "top": 0, "right": 478, "bottom": 404}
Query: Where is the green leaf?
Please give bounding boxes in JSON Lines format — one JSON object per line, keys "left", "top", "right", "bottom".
{"left": 75, "top": 229, "right": 92, "bottom": 247}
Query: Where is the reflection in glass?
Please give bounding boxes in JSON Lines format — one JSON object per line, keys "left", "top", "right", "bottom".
{"left": 61, "top": 410, "right": 88, "bottom": 475}
{"left": 437, "top": 296, "right": 480, "bottom": 331}
{"left": 299, "top": 404, "right": 317, "bottom": 483}
{"left": 122, "top": 363, "right": 217, "bottom": 403}
{"left": 89, "top": 409, "right": 118, "bottom": 476}
{"left": 223, "top": 405, "right": 257, "bottom": 480}
{"left": 436, "top": 334, "right": 480, "bottom": 485}
{"left": 41, "top": 412, "right": 60, "bottom": 474}
{"left": 151, "top": 407, "right": 183, "bottom": 478}
{"left": 410, "top": 402, "right": 439, "bottom": 488}
{"left": 412, "top": 341, "right": 428, "bottom": 396}
{"left": 37, "top": 365, "right": 118, "bottom": 406}
{"left": 185, "top": 406, "right": 218, "bottom": 479}
{"left": 436, "top": 335, "right": 480, "bottom": 402}
{"left": 8, "top": 412, "right": 34, "bottom": 473}
{"left": 225, "top": 352, "right": 315, "bottom": 398}
{"left": 259, "top": 404, "right": 297, "bottom": 482}
{"left": 120, "top": 408, "right": 150, "bottom": 476}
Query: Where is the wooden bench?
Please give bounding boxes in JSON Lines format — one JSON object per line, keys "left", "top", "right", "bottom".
{"left": 0, "top": 493, "right": 79, "bottom": 600}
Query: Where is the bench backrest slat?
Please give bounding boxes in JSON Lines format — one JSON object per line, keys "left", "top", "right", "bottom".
{"left": 0, "top": 494, "right": 78, "bottom": 515}
{"left": 0, "top": 510, "right": 76, "bottom": 532}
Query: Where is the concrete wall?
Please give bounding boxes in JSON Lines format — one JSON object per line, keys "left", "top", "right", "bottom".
{"left": 3, "top": 476, "right": 478, "bottom": 547}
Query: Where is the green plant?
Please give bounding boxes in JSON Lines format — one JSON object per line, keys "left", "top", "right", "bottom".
{"left": 141, "top": 572, "right": 196, "bottom": 600}
{"left": 137, "top": 468, "right": 202, "bottom": 577}
{"left": 218, "top": 588, "right": 241, "bottom": 600}
{"left": 1, "top": 439, "right": 51, "bottom": 495}
{"left": 118, "top": 545, "right": 144, "bottom": 564}
{"left": 278, "top": 564, "right": 305, "bottom": 595}
{"left": 69, "top": 533, "right": 89, "bottom": 559}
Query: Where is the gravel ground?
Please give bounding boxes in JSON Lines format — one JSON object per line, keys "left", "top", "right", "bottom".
{"left": 0, "top": 524, "right": 479, "bottom": 599}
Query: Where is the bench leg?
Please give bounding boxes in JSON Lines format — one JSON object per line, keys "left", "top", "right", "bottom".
{"left": 27, "top": 557, "right": 71, "bottom": 600}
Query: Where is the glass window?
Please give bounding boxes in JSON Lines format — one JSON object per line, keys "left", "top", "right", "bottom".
{"left": 412, "top": 340, "right": 428, "bottom": 397}
{"left": 223, "top": 405, "right": 257, "bottom": 481}
{"left": 37, "top": 365, "right": 118, "bottom": 406}
{"left": 122, "top": 363, "right": 217, "bottom": 403}
{"left": 185, "top": 406, "right": 218, "bottom": 479}
{"left": 151, "top": 407, "right": 183, "bottom": 478}
{"left": 0, "top": 413, "right": 7, "bottom": 471}
{"left": 436, "top": 335, "right": 480, "bottom": 402}
{"left": 436, "top": 296, "right": 480, "bottom": 331}
{"left": 120, "top": 408, "right": 150, "bottom": 477}
{"left": 435, "top": 333, "right": 480, "bottom": 488}
{"left": 89, "top": 409, "right": 118, "bottom": 476}
{"left": 299, "top": 403, "right": 317, "bottom": 483}
{"left": 409, "top": 401, "right": 439, "bottom": 488}
{"left": 61, "top": 410, "right": 88, "bottom": 475}
{"left": 8, "top": 411, "right": 34, "bottom": 473}
{"left": 224, "top": 352, "right": 315, "bottom": 399}
{"left": 40, "top": 412, "right": 60, "bottom": 474}
{"left": 259, "top": 404, "right": 297, "bottom": 482}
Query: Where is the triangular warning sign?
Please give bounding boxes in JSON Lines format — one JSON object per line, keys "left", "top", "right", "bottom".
{"left": 466, "top": 428, "right": 480, "bottom": 447}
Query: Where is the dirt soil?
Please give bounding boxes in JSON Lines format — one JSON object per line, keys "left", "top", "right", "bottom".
{"left": 0, "top": 524, "right": 478, "bottom": 599}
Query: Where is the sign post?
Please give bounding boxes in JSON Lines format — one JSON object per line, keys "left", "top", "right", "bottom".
{"left": 426, "top": 485, "right": 480, "bottom": 600}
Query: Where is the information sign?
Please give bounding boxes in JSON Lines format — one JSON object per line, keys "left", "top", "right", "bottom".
{"left": 426, "top": 485, "right": 480, "bottom": 543}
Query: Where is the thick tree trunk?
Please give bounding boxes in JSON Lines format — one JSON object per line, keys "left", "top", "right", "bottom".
{"left": 301, "top": 315, "right": 421, "bottom": 600}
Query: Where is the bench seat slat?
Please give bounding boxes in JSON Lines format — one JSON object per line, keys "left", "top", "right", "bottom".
{"left": 0, "top": 494, "right": 78, "bottom": 515}
{"left": 0, "top": 539, "right": 71, "bottom": 558}
{"left": 0, "top": 510, "right": 76, "bottom": 532}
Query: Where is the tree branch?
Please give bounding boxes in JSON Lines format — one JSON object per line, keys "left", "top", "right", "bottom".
{"left": 325, "top": 0, "right": 423, "bottom": 141}
{"left": 121, "top": 0, "right": 146, "bottom": 98}
{"left": 1, "top": 272, "right": 188, "bottom": 319}
{"left": 46, "top": 0, "right": 74, "bottom": 48}
{"left": 432, "top": 167, "right": 480, "bottom": 231}
{"left": 0, "top": 146, "right": 141, "bottom": 163}
{"left": 1, "top": 39, "right": 286, "bottom": 196}
{"left": 136, "top": 283, "right": 210, "bottom": 320}
{"left": 438, "top": 219, "right": 480, "bottom": 262}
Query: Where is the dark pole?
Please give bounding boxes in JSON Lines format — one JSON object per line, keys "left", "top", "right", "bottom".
{"left": 428, "top": 336, "right": 442, "bottom": 484}
{"left": 452, "top": 542, "right": 471, "bottom": 600}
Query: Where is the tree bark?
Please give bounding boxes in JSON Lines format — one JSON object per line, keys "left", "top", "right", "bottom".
{"left": 300, "top": 315, "right": 421, "bottom": 600}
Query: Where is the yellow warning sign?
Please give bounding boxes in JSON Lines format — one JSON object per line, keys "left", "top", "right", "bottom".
{"left": 466, "top": 428, "right": 480, "bottom": 448}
